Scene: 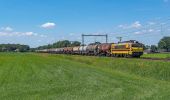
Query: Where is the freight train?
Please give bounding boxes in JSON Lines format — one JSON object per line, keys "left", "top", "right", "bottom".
{"left": 37, "top": 40, "right": 144, "bottom": 58}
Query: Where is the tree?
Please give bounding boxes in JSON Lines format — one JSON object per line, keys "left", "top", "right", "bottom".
{"left": 36, "top": 40, "right": 82, "bottom": 50}
{"left": 158, "top": 37, "right": 170, "bottom": 52}
{"left": 0, "top": 44, "right": 30, "bottom": 52}
{"left": 18, "top": 45, "right": 30, "bottom": 52}
{"left": 143, "top": 45, "right": 150, "bottom": 50}
{"left": 53, "top": 40, "right": 71, "bottom": 48}
{"left": 71, "top": 41, "right": 81, "bottom": 46}
{"left": 150, "top": 45, "right": 158, "bottom": 53}
{"left": 89, "top": 42, "right": 101, "bottom": 45}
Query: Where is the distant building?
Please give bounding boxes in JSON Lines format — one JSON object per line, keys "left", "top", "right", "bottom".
{"left": 144, "top": 49, "right": 151, "bottom": 54}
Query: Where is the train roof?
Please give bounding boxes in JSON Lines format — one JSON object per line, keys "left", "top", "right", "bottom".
{"left": 118, "top": 40, "right": 140, "bottom": 44}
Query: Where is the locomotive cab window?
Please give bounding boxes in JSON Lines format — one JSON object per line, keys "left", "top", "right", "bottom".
{"left": 132, "top": 44, "right": 143, "bottom": 47}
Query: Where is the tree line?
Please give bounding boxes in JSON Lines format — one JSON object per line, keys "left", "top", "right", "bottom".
{"left": 37, "top": 40, "right": 81, "bottom": 50}
{"left": 37, "top": 37, "right": 170, "bottom": 53}
{"left": 0, "top": 40, "right": 81, "bottom": 52}
{"left": 0, "top": 36, "right": 169, "bottom": 53}
{"left": 0, "top": 44, "right": 30, "bottom": 52}
{"left": 144, "top": 36, "right": 170, "bottom": 53}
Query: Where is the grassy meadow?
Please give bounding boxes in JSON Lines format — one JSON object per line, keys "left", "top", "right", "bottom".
{"left": 142, "top": 53, "right": 170, "bottom": 59}
{"left": 0, "top": 53, "right": 170, "bottom": 100}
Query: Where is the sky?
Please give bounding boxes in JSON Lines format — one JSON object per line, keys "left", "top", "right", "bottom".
{"left": 0, "top": 0, "right": 170, "bottom": 47}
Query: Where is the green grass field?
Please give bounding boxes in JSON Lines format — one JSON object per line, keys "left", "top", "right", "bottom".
{"left": 142, "top": 53, "right": 170, "bottom": 59}
{"left": 0, "top": 53, "right": 170, "bottom": 100}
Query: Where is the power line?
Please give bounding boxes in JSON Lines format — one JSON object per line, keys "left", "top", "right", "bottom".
{"left": 108, "top": 18, "right": 170, "bottom": 39}
{"left": 82, "top": 34, "right": 108, "bottom": 45}
{"left": 116, "top": 37, "right": 122, "bottom": 42}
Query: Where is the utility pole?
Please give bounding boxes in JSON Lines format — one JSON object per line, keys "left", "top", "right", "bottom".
{"left": 82, "top": 34, "right": 84, "bottom": 46}
{"left": 116, "top": 37, "right": 122, "bottom": 42}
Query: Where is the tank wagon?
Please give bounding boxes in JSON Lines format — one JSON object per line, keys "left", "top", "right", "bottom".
{"left": 64, "top": 47, "right": 73, "bottom": 54}
{"left": 37, "top": 40, "right": 144, "bottom": 58}
{"left": 56, "top": 48, "right": 63, "bottom": 53}
{"left": 73, "top": 46, "right": 80, "bottom": 54}
{"left": 97, "top": 43, "right": 111, "bottom": 56}
{"left": 36, "top": 49, "right": 48, "bottom": 53}
{"left": 79, "top": 46, "right": 88, "bottom": 55}
{"left": 86, "top": 44, "right": 98, "bottom": 56}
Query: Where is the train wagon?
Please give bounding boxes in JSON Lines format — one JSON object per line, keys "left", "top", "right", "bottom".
{"left": 36, "top": 40, "right": 144, "bottom": 58}
{"left": 47, "top": 48, "right": 55, "bottom": 53}
{"left": 54, "top": 48, "right": 63, "bottom": 54}
{"left": 56, "top": 48, "right": 64, "bottom": 54}
{"left": 64, "top": 47, "right": 73, "bottom": 54}
{"left": 36, "top": 49, "right": 48, "bottom": 53}
{"left": 111, "top": 40, "right": 143, "bottom": 57}
{"left": 86, "top": 44, "right": 99, "bottom": 56}
{"left": 97, "top": 43, "right": 111, "bottom": 56}
{"left": 73, "top": 46, "right": 80, "bottom": 54}
{"left": 50, "top": 48, "right": 57, "bottom": 53}
{"left": 79, "top": 46, "right": 88, "bottom": 55}
{"left": 64, "top": 47, "right": 68, "bottom": 54}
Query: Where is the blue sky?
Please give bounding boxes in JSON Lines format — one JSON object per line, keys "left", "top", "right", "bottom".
{"left": 0, "top": 0, "right": 170, "bottom": 47}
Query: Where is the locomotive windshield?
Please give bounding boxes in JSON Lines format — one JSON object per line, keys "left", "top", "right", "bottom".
{"left": 132, "top": 43, "right": 143, "bottom": 47}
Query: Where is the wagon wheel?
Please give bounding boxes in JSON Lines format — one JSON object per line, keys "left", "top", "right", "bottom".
{"left": 97, "top": 49, "right": 101, "bottom": 56}
{"left": 124, "top": 54, "right": 128, "bottom": 58}
{"left": 106, "top": 52, "right": 110, "bottom": 57}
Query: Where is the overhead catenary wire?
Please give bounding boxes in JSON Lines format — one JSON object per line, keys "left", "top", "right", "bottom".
{"left": 108, "top": 18, "right": 170, "bottom": 40}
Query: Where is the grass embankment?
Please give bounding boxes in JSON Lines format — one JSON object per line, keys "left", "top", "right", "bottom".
{"left": 142, "top": 53, "right": 170, "bottom": 59}
{"left": 0, "top": 53, "right": 169, "bottom": 100}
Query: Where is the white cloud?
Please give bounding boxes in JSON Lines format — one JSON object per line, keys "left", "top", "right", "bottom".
{"left": 23, "top": 32, "right": 38, "bottom": 36}
{"left": 0, "top": 31, "right": 38, "bottom": 37}
{"left": 118, "top": 25, "right": 124, "bottom": 28}
{"left": 0, "top": 26, "right": 48, "bottom": 38}
{"left": 134, "top": 29, "right": 155, "bottom": 35}
{"left": 40, "top": 34, "right": 47, "bottom": 37}
{"left": 61, "top": 36, "right": 66, "bottom": 40}
{"left": 41, "top": 22, "right": 56, "bottom": 29}
{"left": 156, "top": 30, "right": 161, "bottom": 32}
{"left": 38, "top": 40, "right": 42, "bottom": 42}
{"left": 118, "top": 21, "right": 142, "bottom": 29}
{"left": 164, "top": 0, "right": 169, "bottom": 3}
{"left": 0, "top": 27, "right": 46, "bottom": 38}
{"left": 148, "top": 22, "right": 155, "bottom": 25}
{"left": 148, "top": 29, "right": 154, "bottom": 32}
{"left": 131, "top": 21, "right": 142, "bottom": 28}
{"left": 118, "top": 24, "right": 127, "bottom": 29}
{"left": 134, "top": 31, "right": 142, "bottom": 34}
{"left": 1, "top": 27, "right": 13, "bottom": 32}
{"left": 161, "top": 23, "right": 166, "bottom": 25}
{"left": 69, "top": 33, "right": 75, "bottom": 36}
